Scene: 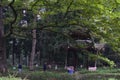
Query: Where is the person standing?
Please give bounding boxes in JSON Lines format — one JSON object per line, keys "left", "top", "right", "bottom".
{"left": 55, "top": 64, "right": 58, "bottom": 70}
{"left": 18, "top": 64, "right": 22, "bottom": 72}
{"left": 43, "top": 62, "right": 47, "bottom": 71}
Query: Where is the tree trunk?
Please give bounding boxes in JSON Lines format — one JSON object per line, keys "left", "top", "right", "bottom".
{"left": 27, "top": 55, "right": 29, "bottom": 66}
{"left": 29, "top": 29, "right": 36, "bottom": 70}
{"left": 73, "top": 52, "right": 77, "bottom": 69}
{"left": 0, "top": 5, "right": 7, "bottom": 73}
{"left": 12, "top": 38, "right": 15, "bottom": 66}
{"left": 18, "top": 52, "right": 21, "bottom": 64}
{"left": 64, "top": 48, "right": 68, "bottom": 69}
{"left": 37, "top": 51, "right": 40, "bottom": 65}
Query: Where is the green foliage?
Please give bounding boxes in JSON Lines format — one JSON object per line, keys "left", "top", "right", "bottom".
{"left": 0, "top": 77, "right": 21, "bottom": 80}
{"left": 3, "top": 0, "right": 120, "bottom": 69}
{"left": 9, "top": 69, "right": 120, "bottom": 80}
{"left": 26, "top": 71, "right": 75, "bottom": 80}
{"left": 77, "top": 68, "right": 120, "bottom": 80}
{"left": 97, "top": 56, "right": 115, "bottom": 68}
{"left": 89, "top": 53, "right": 115, "bottom": 67}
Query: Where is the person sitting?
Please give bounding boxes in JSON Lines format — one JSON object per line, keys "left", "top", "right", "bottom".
{"left": 67, "top": 66, "right": 74, "bottom": 74}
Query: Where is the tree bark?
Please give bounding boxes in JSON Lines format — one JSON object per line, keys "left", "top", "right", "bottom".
{"left": 64, "top": 47, "right": 68, "bottom": 69}
{"left": 29, "top": 29, "right": 36, "bottom": 70}
{"left": 12, "top": 38, "right": 15, "bottom": 66}
{"left": 0, "top": 5, "right": 7, "bottom": 73}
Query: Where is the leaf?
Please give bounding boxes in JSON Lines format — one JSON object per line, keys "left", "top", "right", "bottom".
{"left": 116, "top": 0, "right": 120, "bottom": 3}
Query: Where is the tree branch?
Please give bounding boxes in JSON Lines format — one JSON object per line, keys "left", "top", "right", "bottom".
{"left": 5, "top": 0, "right": 17, "bottom": 37}
{"left": 63, "top": 0, "right": 74, "bottom": 19}
{"left": 31, "top": 0, "right": 39, "bottom": 10}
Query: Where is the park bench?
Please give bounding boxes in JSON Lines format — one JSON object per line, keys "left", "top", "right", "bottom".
{"left": 88, "top": 67, "right": 97, "bottom": 71}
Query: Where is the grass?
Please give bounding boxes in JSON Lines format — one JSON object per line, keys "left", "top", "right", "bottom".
{"left": 0, "top": 77, "right": 21, "bottom": 80}
{"left": 78, "top": 67, "right": 120, "bottom": 74}
{"left": 75, "top": 67, "right": 120, "bottom": 80}
{"left": 2, "top": 67, "right": 120, "bottom": 80}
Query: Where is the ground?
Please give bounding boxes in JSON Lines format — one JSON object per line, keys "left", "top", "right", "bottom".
{"left": 0, "top": 67, "right": 120, "bottom": 80}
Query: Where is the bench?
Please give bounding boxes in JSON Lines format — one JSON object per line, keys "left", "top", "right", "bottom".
{"left": 88, "top": 67, "right": 97, "bottom": 71}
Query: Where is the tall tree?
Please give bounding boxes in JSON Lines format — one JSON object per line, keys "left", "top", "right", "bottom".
{"left": 4, "top": 0, "right": 120, "bottom": 68}
{"left": 0, "top": 1, "right": 7, "bottom": 73}
{"left": 29, "top": 29, "right": 36, "bottom": 70}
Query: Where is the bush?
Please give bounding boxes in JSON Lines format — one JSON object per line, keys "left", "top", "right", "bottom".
{"left": 0, "top": 77, "right": 21, "bottom": 80}
{"left": 27, "top": 71, "right": 75, "bottom": 80}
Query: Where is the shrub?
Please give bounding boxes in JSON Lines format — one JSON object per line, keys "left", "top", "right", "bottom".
{"left": 27, "top": 71, "right": 75, "bottom": 80}
{"left": 0, "top": 77, "right": 21, "bottom": 80}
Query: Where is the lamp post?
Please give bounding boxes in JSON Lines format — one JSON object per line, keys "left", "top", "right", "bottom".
{"left": 20, "top": 9, "right": 28, "bottom": 27}
{"left": 9, "top": 39, "right": 15, "bottom": 66}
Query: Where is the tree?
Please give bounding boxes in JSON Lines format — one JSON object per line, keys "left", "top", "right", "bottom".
{"left": 13, "top": 0, "right": 119, "bottom": 68}
{"left": 0, "top": 1, "right": 7, "bottom": 73}
{"left": 29, "top": 29, "right": 36, "bottom": 70}
{"left": 2, "top": 0, "right": 120, "bottom": 69}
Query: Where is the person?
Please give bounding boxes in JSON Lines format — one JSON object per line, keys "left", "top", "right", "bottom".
{"left": 55, "top": 64, "right": 58, "bottom": 70}
{"left": 48, "top": 64, "right": 52, "bottom": 69}
{"left": 67, "top": 66, "right": 74, "bottom": 74}
{"left": 13, "top": 66, "right": 16, "bottom": 70}
{"left": 18, "top": 64, "right": 22, "bottom": 72}
{"left": 43, "top": 62, "right": 47, "bottom": 71}
{"left": 35, "top": 63, "right": 39, "bottom": 70}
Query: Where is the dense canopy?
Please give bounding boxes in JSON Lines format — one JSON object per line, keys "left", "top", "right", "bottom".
{"left": 0, "top": 0, "right": 120, "bottom": 72}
